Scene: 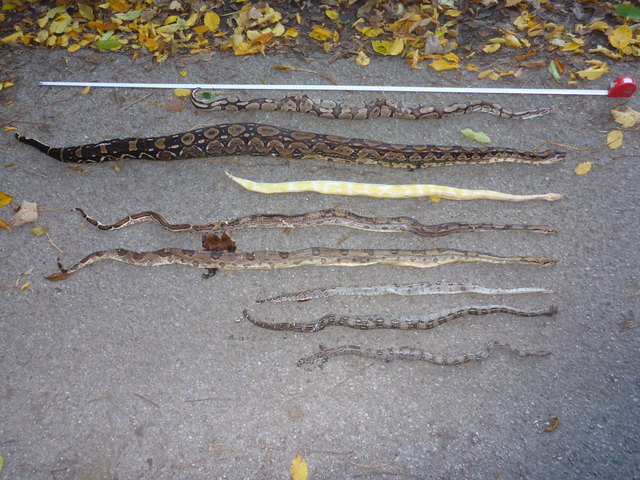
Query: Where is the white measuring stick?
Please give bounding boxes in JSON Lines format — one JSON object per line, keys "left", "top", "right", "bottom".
{"left": 38, "top": 77, "right": 636, "bottom": 97}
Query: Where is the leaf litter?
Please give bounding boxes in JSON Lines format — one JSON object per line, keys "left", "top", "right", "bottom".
{"left": 0, "top": 0, "right": 637, "bottom": 82}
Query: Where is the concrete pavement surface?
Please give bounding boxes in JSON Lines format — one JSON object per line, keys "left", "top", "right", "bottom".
{"left": 1, "top": 48, "right": 639, "bottom": 479}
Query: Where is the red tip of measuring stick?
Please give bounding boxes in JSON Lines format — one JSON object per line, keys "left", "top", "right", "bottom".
{"left": 608, "top": 77, "right": 636, "bottom": 98}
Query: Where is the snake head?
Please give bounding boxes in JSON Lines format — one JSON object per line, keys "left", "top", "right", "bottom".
{"left": 45, "top": 271, "right": 71, "bottom": 282}
{"left": 45, "top": 258, "right": 71, "bottom": 282}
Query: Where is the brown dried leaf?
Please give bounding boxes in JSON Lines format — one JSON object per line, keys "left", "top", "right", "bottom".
{"left": 10, "top": 200, "right": 38, "bottom": 226}
{"left": 545, "top": 414, "right": 560, "bottom": 432}
{"left": 518, "top": 59, "right": 547, "bottom": 69}
{"left": 202, "top": 232, "right": 236, "bottom": 252}
{"left": 167, "top": 95, "right": 185, "bottom": 113}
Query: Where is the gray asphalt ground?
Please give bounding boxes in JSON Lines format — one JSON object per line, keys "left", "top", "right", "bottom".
{"left": 1, "top": 47, "right": 639, "bottom": 479}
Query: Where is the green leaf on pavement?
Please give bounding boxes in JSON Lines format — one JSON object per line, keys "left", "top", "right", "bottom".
{"left": 460, "top": 128, "right": 491, "bottom": 143}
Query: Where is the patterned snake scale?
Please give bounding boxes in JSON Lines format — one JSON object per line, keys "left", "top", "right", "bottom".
{"left": 16, "top": 122, "right": 565, "bottom": 167}
{"left": 45, "top": 247, "right": 557, "bottom": 282}
{"left": 297, "top": 341, "right": 551, "bottom": 367}
{"left": 255, "top": 282, "right": 553, "bottom": 303}
{"left": 75, "top": 207, "right": 557, "bottom": 237}
{"left": 190, "top": 92, "right": 553, "bottom": 121}
{"left": 243, "top": 305, "right": 558, "bottom": 332}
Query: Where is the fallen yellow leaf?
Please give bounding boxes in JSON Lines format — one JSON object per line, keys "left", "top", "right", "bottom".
{"left": 502, "top": 34, "right": 522, "bottom": 48}
{"left": 0, "top": 191, "right": 13, "bottom": 207}
{"left": 483, "top": 43, "right": 501, "bottom": 53}
{"left": 272, "top": 23, "right": 285, "bottom": 37}
{"left": 444, "top": 9, "right": 462, "bottom": 17}
{"left": 19, "top": 281, "right": 30, "bottom": 291}
{"left": 0, "top": 219, "right": 11, "bottom": 231}
{"left": 3, "top": 126, "right": 17, "bottom": 132}
{"left": 1, "top": 32, "right": 23, "bottom": 44}
{"left": 609, "top": 24, "right": 632, "bottom": 50}
{"left": 290, "top": 454, "right": 308, "bottom": 480}
{"left": 611, "top": 106, "right": 640, "bottom": 128}
{"left": 576, "top": 61, "right": 609, "bottom": 80}
{"left": 109, "top": 0, "right": 130, "bottom": 14}
{"left": 81, "top": 86, "right": 90, "bottom": 94}
{"left": 309, "top": 26, "right": 334, "bottom": 42}
{"left": 360, "top": 26, "right": 383, "bottom": 38}
{"left": 174, "top": 88, "right": 191, "bottom": 97}
{"left": 430, "top": 196, "right": 441, "bottom": 202}
{"left": 606, "top": 130, "right": 623, "bottom": 149}
{"left": 513, "top": 12, "right": 532, "bottom": 30}
{"left": 478, "top": 69, "right": 500, "bottom": 80}
{"left": 574, "top": 162, "right": 593, "bottom": 175}
{"left": 203, "top": 12, "right": 220, "bottom": 32}
{"left": 179, "top": 71, "right": 187, "bottom": 77}
{"left": 29, "top": 226, "right": 48, "bottom": 236}
{"left": 588, "top": 21, "right": 608, "bottom": 32}
{"left": 325, "top": 10, "right": 339, "bottom": 20}
{"left": 356, "top": 50, "right": 370, "bottom": 66}
{"left": 429, "top": 59, "right": 459, "bottom": 71}
{"left": 372, "top": 38, "right": 404, "bottom": 56}
{"left": 78, "top": 3, "right": 94, "bottom": 20}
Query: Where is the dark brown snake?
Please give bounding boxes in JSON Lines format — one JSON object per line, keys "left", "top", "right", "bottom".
{"left": 243, "top": 305, "right": 558, "bottom": 333}
{"left": 75, "top": 207, "right": 557, "bottom": 237}
{"left": 297, "top": 342, "right": 551, "bottom": 367}
{"left": 190, "top": 91, "right": 553, "bottom": 121}
{"left": 45, "top": 247, "right": 556, "bottom": 282}
{"left": 15, "top": 122, "right": 565, "bottom": 167}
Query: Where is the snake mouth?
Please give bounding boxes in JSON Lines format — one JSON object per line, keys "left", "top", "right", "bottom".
{"left": 541, "top": 151, "right": 567, "bottom": 164}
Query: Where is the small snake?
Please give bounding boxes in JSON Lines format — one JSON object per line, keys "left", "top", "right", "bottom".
{"left": 297, "top": 341, "right": 551, "bottom": 367}
{"left": 243, "top": 306, "right": 558, "bottom": 333}
{"left": 190, "top": 92, "right": 553, "bottom": 121}
{"left": 75, "top": 207, "right": 557, "bottom": 237}
{"left": 255, "top": 282, "right": 553, "bottom": 303}
{"left": 46, "top": 247, "right": 557, "bottom": 282}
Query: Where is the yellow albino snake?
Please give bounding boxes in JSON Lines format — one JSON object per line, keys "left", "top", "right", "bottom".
{"left": 225, "top": 172, "right": 563, "bottom": 202}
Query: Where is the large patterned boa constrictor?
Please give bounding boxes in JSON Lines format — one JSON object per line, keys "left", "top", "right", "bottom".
{"left": 16, "top": 122, "right": 565, "bottom": 167}
{"left": 190, "top": 92, "right": 553, "bottom": 121}
{"left": 46, "top": 247, "right": 557, "bottom": 282}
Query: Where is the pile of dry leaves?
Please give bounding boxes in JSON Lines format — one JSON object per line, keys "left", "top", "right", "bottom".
{"left": 1, "top": 0, "right": 638, "bottom": 82}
